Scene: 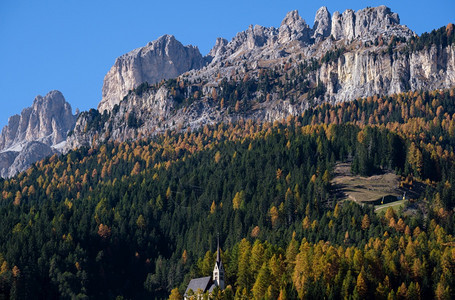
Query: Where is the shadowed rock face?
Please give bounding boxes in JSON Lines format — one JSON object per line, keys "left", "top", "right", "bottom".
{"left": 98, "top": 35, "right": 205, "bottom": 113}
{"left": 6, "top": 142, "right": 56, "bottom": 178}
{"left": 0, "top": 152, "right": 18, "bottom": 178}
{"left": 0, "top": 90, "right": 76, "bottom": 177}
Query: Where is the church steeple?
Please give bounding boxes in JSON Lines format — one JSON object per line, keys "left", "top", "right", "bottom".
{"left": 213, "top": 235, "right": 225, "bottom": 289}
{"left": 216, "top": 237, "right": 221, "bottom": 263}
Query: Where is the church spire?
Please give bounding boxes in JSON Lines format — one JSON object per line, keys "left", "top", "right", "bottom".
{"left": 213, "top": 234, "right": 225, "bottom": 289}
{"left": 216, "top": 234, "right": 221, "bottom": 263}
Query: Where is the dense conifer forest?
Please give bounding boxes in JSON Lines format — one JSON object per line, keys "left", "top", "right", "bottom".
{"left": 0, "top": 87, "right": 455, "bottom": 299}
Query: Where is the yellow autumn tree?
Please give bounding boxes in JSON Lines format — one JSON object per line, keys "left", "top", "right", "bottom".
{"left": 13, "top": 191, "right": 21, "bottom": 206}
{"left": 131, "top": 162, "right": 141, "bottom": 175}
{"left": 214, "top": 151, "right": 221, "bottom": 163}
{"left": 232, "top": 191, "right": 245, "bottom": 210}
{"left": 355, "top": 269, "right": 368, "bottom": 298}
{"left": 168, "top": 288, "right": 182, "bottom": 300}
{"left": 251, "top": 226, "right": 260, "bottom": 238}
{"left": 270, "top": 206, "right": 279, "bottom": 227}
{"left": 210, "top": 201, "right": 216, "bottom": 214}
{"left": 182, "top": 250, "right": 188, "bottom": 264}
{"left": 97, "top": 224, "right": 111, "bottom": 239}
{"left": 211, "top": 87, "right": 218, "bottom": 101}
{"left": 361, "top": 214, "right": 370, "bottom": 230}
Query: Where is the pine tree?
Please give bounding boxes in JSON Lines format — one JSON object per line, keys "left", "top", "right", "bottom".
{"left": 252, "top": 263, "right": 270, "bottom": 299}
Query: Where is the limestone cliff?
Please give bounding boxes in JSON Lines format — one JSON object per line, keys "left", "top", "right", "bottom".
{"left": 98, "top": 35, "right": 205, "bottom": 112}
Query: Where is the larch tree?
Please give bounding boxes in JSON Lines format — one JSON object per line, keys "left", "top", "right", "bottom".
{"left": 355, "top": 269, "right": 368, "bottom": 298}
{"left": 168, "top": 287, "right": 182, "bottom": 300}
{"left": 361, "top": 214, "right": 371, "bottom": 230}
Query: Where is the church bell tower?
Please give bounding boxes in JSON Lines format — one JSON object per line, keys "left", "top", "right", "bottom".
{"left": 213, "top": 237, "right": 225, "bottom": 289}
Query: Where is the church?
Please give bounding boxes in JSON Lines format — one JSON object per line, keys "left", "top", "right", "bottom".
{"left": 184, "top": 240, "right": 225, "bottom": 299}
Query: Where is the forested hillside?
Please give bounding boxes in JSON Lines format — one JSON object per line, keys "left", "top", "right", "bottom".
{"left": 1, "top": 88, "right": 455, "bottom": 299}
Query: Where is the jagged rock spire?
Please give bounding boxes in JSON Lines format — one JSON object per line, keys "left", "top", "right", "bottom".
{"left": 278, "top": 10, "right": 311, "bottom": 44}
{"left": 313, "top": 6, "right": 331, "bottom": 41}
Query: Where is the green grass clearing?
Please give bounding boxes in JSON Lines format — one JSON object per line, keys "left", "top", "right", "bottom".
{"left": 374, "top": 199, "right": 407, "bottom": 214}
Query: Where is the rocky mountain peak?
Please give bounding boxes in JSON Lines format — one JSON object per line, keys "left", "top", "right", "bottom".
{"left": 354, "top": 6, "right": 400, "bottom": 38}
{"left": 150, "top": 33, "right": 174, "bottom": 43}
{"left": 330, "top": 6, "right": 410, "bottom": 42}
{"left": 313, "top": 6, "right": 331, "bottom": 41}
{"left": 208, "top": 37, "right": 228, "bottom": 60}
{"left": 33, "top": 90, "right": 65, "bottom": 106}
{"left": 31, "top": 91, "right": 74, "bottom": 128}
{"left": 147, "top": 34, "right": 176, "bottom": 52}
{"left": 0, "top": 90, "right": 76, "bottom": 177}
{"left": 98, "top": 6, "right": 412, "bottom": 115}
{"left": 0, "top": 90, "right": 75, "bottom": 151}
{"left": 99, "top": 35, "right": 205, "bottom": 112}
{"left": 145, "top": 34, "right": 200, "bottom": 57}
{"left": 278, "top": 10, "right": 311, "bottom": 44}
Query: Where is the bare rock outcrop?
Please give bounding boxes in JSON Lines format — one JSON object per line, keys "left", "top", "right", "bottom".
{"left": 354, "top": 6, "right": 400, "bottom": 37}
{"left": 98, "top": 35, "right": 205, "bottom": 113}
{"left": 313, "top": 7, "right": 331, "bottom": 42}
{"left": 0, "top": 90, "right": 75, "bottom": 150}
{"left": 0, "top": 152, "right": 18, "bottom": 178}
{"left": 0, "top": 90, "right": 76, "bottom": 177}
{"left": 208, "top": 38, "right": 228, "bottom": 62}
{"left": 331, "top": 9, "right": 356, "bottom": 41}
{"left": 7, "top": 142, "right": 56, "bottom": 178}
{"left": 278, "top": 10, "right": 311, "bottom": 44}
{"left": 330, "top": 6, "right": 411, "bottom": 42}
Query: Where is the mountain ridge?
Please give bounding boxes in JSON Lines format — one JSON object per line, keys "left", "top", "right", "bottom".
{"left": 65, "top": 6, "right": 455, "bottom": 151}
{"left": 2, "top": 5, "right": 455, "bottom": 176}
{"left": 97, "top": 6, "right": 414, "bottom": 115}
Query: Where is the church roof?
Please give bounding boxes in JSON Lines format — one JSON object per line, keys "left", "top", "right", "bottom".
{"left": 208, "top": 283, "right": 216, "bottom": 293}
{"left": 184, "top": 276, "right": 212, "bottom": 296}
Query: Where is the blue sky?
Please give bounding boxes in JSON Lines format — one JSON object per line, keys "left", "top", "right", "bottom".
{"left": 0, "top": 0, "right": 454, "bottom": 128}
